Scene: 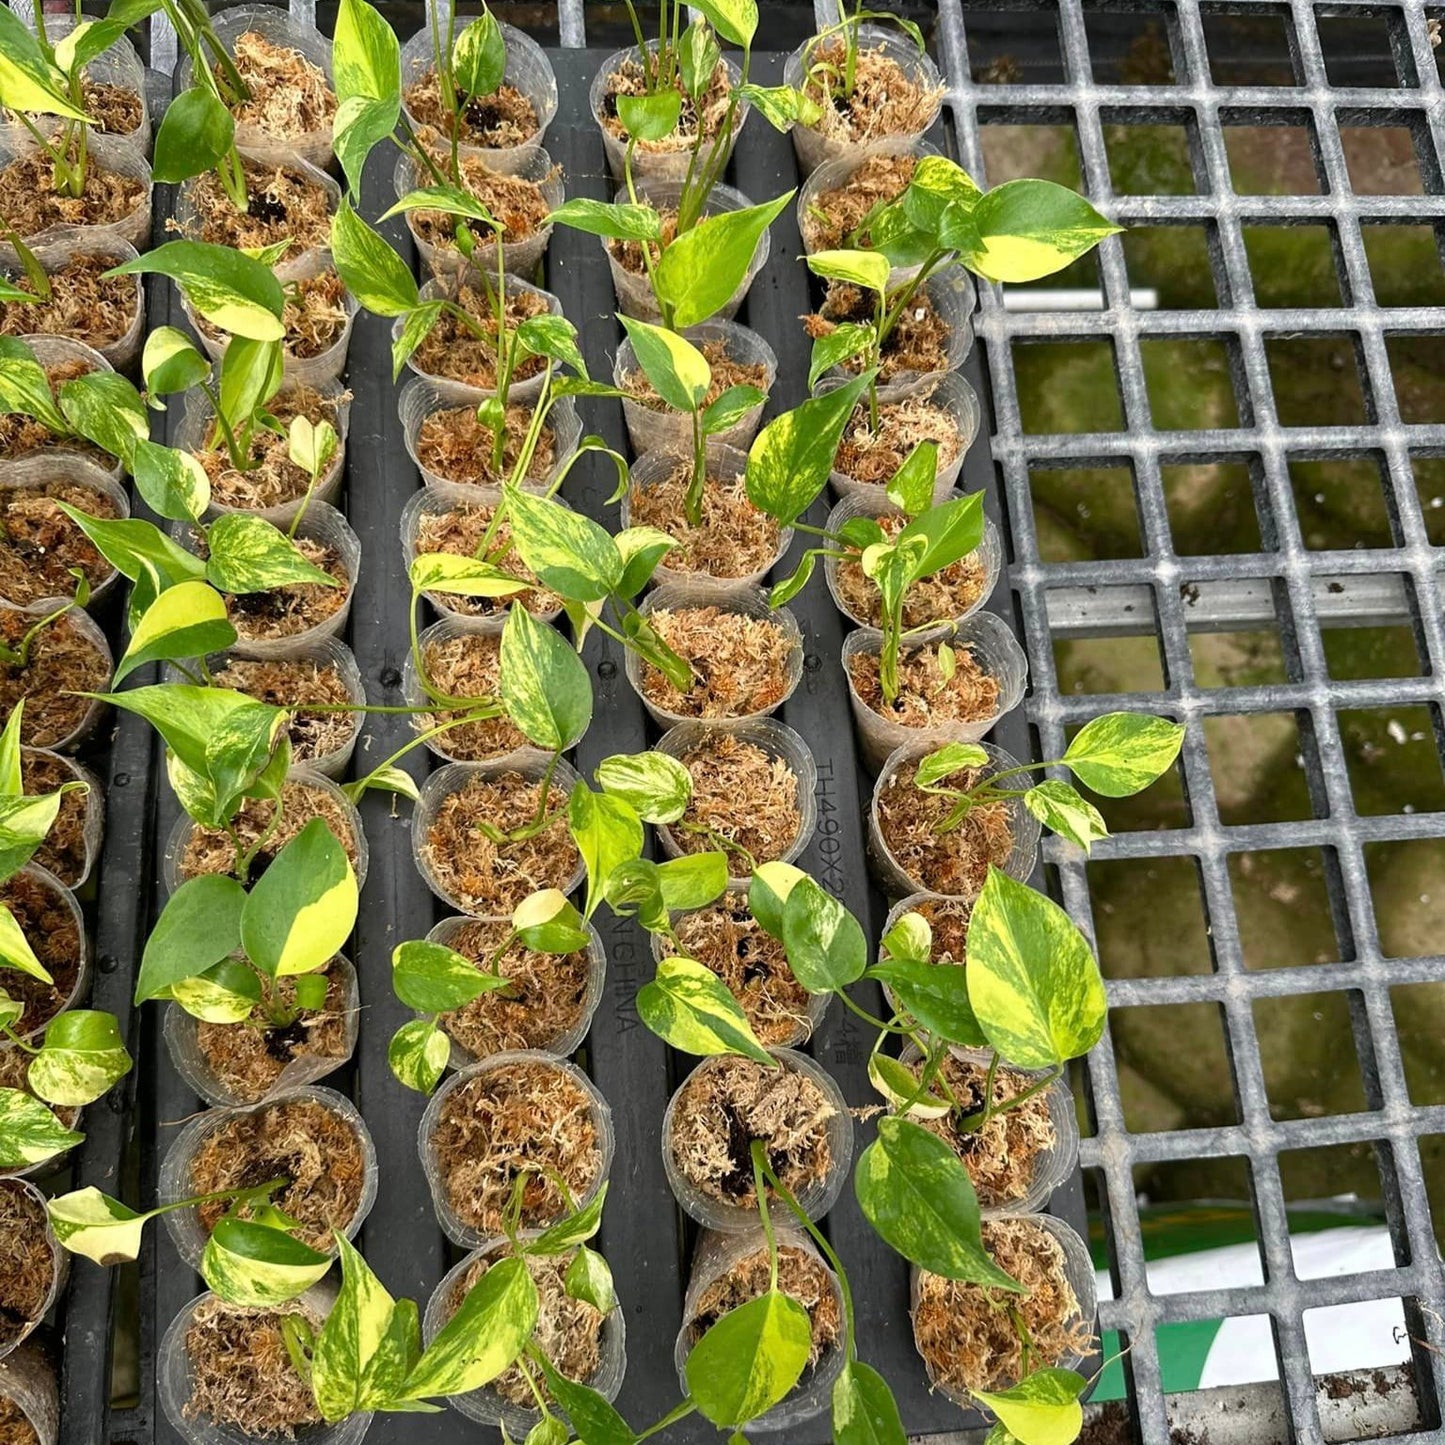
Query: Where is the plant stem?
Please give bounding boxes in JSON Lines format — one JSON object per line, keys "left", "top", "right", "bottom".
{"left": 955, "top": 1064, "right": 1065, "bottom": 1134}
{"left": 750, "top": 1140, "right": 780, "bottom": 1291}
{"left": 685, "top": 408, "right": 707, "bottom": 527}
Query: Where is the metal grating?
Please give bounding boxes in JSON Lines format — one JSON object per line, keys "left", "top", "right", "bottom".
{"left": 934, "top": 0, "right": 1445, "bottom": 1441}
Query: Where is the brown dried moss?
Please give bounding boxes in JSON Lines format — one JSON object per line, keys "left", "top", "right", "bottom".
{"left": 848, "top": 639, "right": 1000, "bottom": 727}
{"left": 835, "top": 391, "right": 963, "bottom": 486}
{"left": 620, "top": 338, "right": 769, "bottom": 412}
{"left": 0, "top": 1182, "right": 52, "bottom": 1349}
{"left": 431, "top": 1059, "right": 602, "bottom": 1234}
{"left": 413, "top": 502, "right": 561, "bottom": 619}
{"left": 0, "top": 1392, "right": 40, "bottom": 1445}
{"left": 211, "top": 655, "right": 357, "bottom": 767}
{"left": 0, "top": 359, "right": 105, "bottom": 467}
{"left": 608, "top": 206, "right": 680, "bottom": 276}
{"left": 225, "top": 31, "right": 336, "bottom": 139}
{"left": 405, "top": 68, "right": 540, "bottom": 147}
{"left": 451, "top": 1249, "right": 603, "bottom": 1406}
{"left": 805, "top": 281, "right": 953, "bottom": 382}
{"left": 0, "top": 252, "right": 137, "bottom": 350}
{"left": 803, "top": 152, "right": 919, "bottom": 252}
{"left": 670, "top": 733, "right": 802, "bottom": 875}
{"left": 177, "top": 158, "right": 333, "bottom": 253}
{"left": 671, "top": 1055, "right": 833, "bottom": 1207}
{"left": 194, "top": 385, "right": 345, "bottom": 511}
{"left": 438, "top": 918, "right": 593, "bottom": 1057}
{"left": 0, "top": 873, "right": 79, "bottom": 1035}
{"left": 194, "top": 964, "right": 350, "bottom": 1104}
{"left": 221, "top": 536, "right": 349, "bottom": 641}
{"left": 671, "top": 892, "right": 814, "bottom": 1047}
{"left": 407, "top": 152, "right": 553, "bottom": 252}
{"left": 903, "top": 894, "right": 973, "bottom": 964}
{"left": 196, "top": 268, "right": 350, "bottom": 362}
{"left": 628, "top": 463, "right": 780, "bottom": 581}
{"left": 181, "top": 778, "right": 359, "bottom": 884}
{"left": 835, "top": 510, "right": 987, "bottom": 628}
{"left": 182, "top": 1295, "right": 324, "bottom": 1438}
{"left": 415, "top": 401, "right": 558, "bottom": 486}
{"left": 20, "top": 750, "right": 90, "bottom": 886}
{"left": 415, "top": 631, "right": 526, "bottom": 762}
{"left": 876, "top": 758, "right": 1016, "bottom": 896}
{"left": 913, "top": 1218, "right": 1092, "bottom": 1395}
{"left": 422, "top": 770, "right": 578, "bottom": 915}
{"left": 0, "top": 608, "right": 109, "bottom": 747}
{"left": 0, "top": 146, "right": 145, "bottom": 238}
{"left": 410, "top": 283, "right": 549, "bottom": 388}
{"left": 0, "top": 480, "right": 119, "bottom": 608}
{"left": 639, "top": 607, "right": 793, "bottom": 719}
{"left": 191, "top": 1096, "right": 365, "bottom": 1251}
{"left": 601, "top": 54, "right": 734, "bottom": 154}
{"left": 801, "top": 42, "right": 943, "bottom": 145}
{"left": 689, "top": 1243, "right": 840, "bottom": 1362}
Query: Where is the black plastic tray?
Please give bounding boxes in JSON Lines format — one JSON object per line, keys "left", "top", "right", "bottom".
{"left": 54, "top": 42, "right": 1091, "bottom": 1445}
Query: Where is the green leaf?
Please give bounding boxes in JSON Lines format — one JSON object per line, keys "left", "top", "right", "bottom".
{"left": 745, "top": 371, "right": 872, "bottom": 527}
{"left": 702, "top": 383, "right": 767, "bottom": 435}
{"left": 0, "top": 904, "right": 47, "bottom": 982}
{"left": 1062, "top": 712, "right": 1185, "bottom": 797}
{"left": 538, "top": 1354, "right": 635, "bottom": 1443}
{"left": 657, "top": 853, "right": 728, "bottom": 912}
{"left": 57, "top": 508, "right": 205, "bottom": 629}
{"left": 563, "top": 1244, "right": 618, "bottom": 1315}
{"left": 392, "top": 939, "right": 506, "bottom": 1012}
{"left": 613, "top": 525, "right": 676, "bottom": 601}
{"left": 833, "top": 1360, "right": 907, "bottom": 1445}
{"left": 511, "top": 888, "right": 590, "bottom": 953}
{"left": 0, "top": 1088, "right": 82, "bottom": 1169}
{"left": 240, "top": 818, "right": 358, "bottom": 976}
{"left": 966, "top": 868, "right": 1106, "bottom": 1070}
{"left": 547, "top": 198, "right": 661, "bottom": 242}
{"left": 215, "top": 337, "right": 283, "bottom": 441}
{"left": 869, "top": 959, "right": 984, "bottom": 1046}
{"left": 868, "top": 1051, "right": 950, "bottom": 1119}
{"left": 115, "top": 580, "right": 234, "bottom": 685}
{"left": 780, "top": 875, "right": 866, "bottom": 992}
{"left": 678, "top": 18, "right": 721, "bottom": 100}
{"left": 747, "top": 861, "right": 808, "bottom": 939}
{"left": 595, "top": 751, "right": 692, "bottom": 824}
{"left": 617, "top": 87, "right": 681, "bottom": 143}
{"left": 807, "top": 248, "right": 891, "bottom": 294}
{"left": 136, "top": 874, "right": 247, "bottom": 1002}
{"left": 46, "top": 1186, "right": 148, "bottom": 1265}
{"left": 689, "top": 0, "right": 757, "bottom": 46}
{"left": 58, "top": 371, "right": 147, "bottom": 464}
{"left": 973, "top": 1369, "right": 1088, "bottom": 1445}
{"left": 332, "top": 0, "right": 402, "bottom": 197}
{"left": 527, "top": 1420, "right": 571, "bottom": 1445}
{"left": 915, "top": 741, "right": 988, "bottom": 789}
{"left": 408, "top": 551, "right": 531, "bottom": 599}
{"left": 288, "top": 416, "right": 338, "bottom": 480}
{"left": 855, "top": 1116, "right": 1023, "bottom": 1288}
{"left": 1024, "top": 779, "right": 1108, "bottom": 853}
{"left": 452, "top": 9, "right": 505, "bottom": 95}
{"left": 686, "top": 1290, "right": 812, "bottom": 1427}
{"left": 390, "top": 300, "right": 446, "bottom": 380}
{"left": 133, "top": 440, "right": 210, "bottom": 523}
{"left": 769, "top": 551, "right": 816, "bottom": 608}
{"left": 528, "top": 1180, "right": 607, "bottom": 1254}
{"left": 169, "top": 957, "right": 263, "bottom": 1023}
{"left": 206, "top": 514, "right": 339, "bottom": 594}
{"left": 0, "top": 337, "right": 65, "bottom": 433}
{"left": 503, "top": 486, "right": 622, "bottom": 603}
{"left": 807, "top": 322, "right": 872, "bottom": 391}
{"left": 388, "top": 1018, "right": 451, "bottom": 1093}
{"left": 618, "top": 315, "right": 710, "bottom": 414}
{"left": 401, "top": 1254, "right": 539, "bottom": 1399}
{"left": 0, "top": 704, "right": 21, "bottom": 796}
{"left": 142, "top": 327, "right": 211, "bottom": 402}
{"left": 312, "top": 1233, "right": 400, "bottom": 1421}
{"left": 902, "top": 156, "right": 981, "bottom": 241}
{"left": 499, "top": 604, "right": 593, "bottom": 752}
{"left": 967, "top": 179, "right": 1121, "bottom": 284}
{"left": 516, "top": 314, "right": 586, "bottom": 377}
{"left": 0, "top": 786, "right": 79, "bottom": 883}
{"left": 895, "top": 492, "right": 985, "bottom": 580}
{"left": 331, "top": 200, "right": 420, "bottom": 318}
{"left": 637, "top": 956, "right": 773, "bottom": 1064}
{"left": 357, "top": 1295, "right": 424, "bottom": 1411}
{"left": 568, "top": 783, "right": 644, "bottom": 919}
{"left": 886, "top": 442, "right": 939, "bottom": 515}
{"left": 655, "top": 192, "right": 794, "bottom": 328}
{"left": 880, "top": 910, "right": 931, "bottom": 966}
{"left": 202, "top": 1218, "right": 332, "bottom": 1308}
{"left": 383, "top": 185, "right": 497, "bottom": 228}
{"left": 112, "top": 241, "right": 285, "bottom": 341}
{"left": 152, "top": 85, "right": 235, "bottom": 183}
{"left": 0, "top": 6, "right": 89, "bottom": 118}
{"left": 29, "top": 1010, "right": 133, "bottom": 1107}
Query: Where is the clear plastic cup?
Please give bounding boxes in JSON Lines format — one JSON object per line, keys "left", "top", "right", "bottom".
{"left": 0, "top": 457, "right": 130, "bottom": 612}
{"left": 911, "top": 1214, "right": 1096, "bottom": 1408}
{"left": 161, "top": 765, "right": 369, "bottom": 895}
{"left": 186, "top": 249, "right": 358, "bottom": 389}
{"left": 425, "top": 913, "right": 606, "bottom": 1065}
{"left": 869, "top": 738, "right": 1041, "bottom": 899}
{"left": 0, "top": 336, "right": 121, "bottom": 481}
{"left": 616, "top": 318, "right": 775, "bottom": 454}
{"left": 892, "top": 1041, "right": 1079, "bottom": 1215}
{"left": 395, "top": 272, "right": 564, "bottom": 406}
{"left": 825, "top": 371, "right": 983, "bottom": 506}
{"left": 412, "top": 757, "right": 585, "bottom": 917}
{"left": 394, "top": 145, "right": 563, "bottom": 282}
{"left": 797, "top": 136, "right": 941, "bottom": 279}
{"left": 6, "top": 865, "right": 88, "bottom": 1043}
{"left": 841, "top": 614, "right": 1028, "bottom": 773}
{"left": 0, "top": 229, "right": 144, "bottom": 369}
{"left": 606, "top": 179, "right": 768, "bottom": 323}
{"left": 399, "top": 18, "right": 558, "bottom": 174}
{"left": 784, "top": 25, "right": 944, "bottom": 176}
{"left": 676, "top": 1225, "right": 846, "bottom": 1432}
{"left": 418, "top": 1051, "right": 614, "bottom": 1247}
{"left": 399, "top": 377, "right": 581, "bottom": 492}
{"left": 162, "top": 955, "right": 360, "bottom": 1108}
{"left": 174, "top": 381, "right": 350, "bottom": 529}
{"left": 177, "top": 5, "right": 335, "bottom": 170}
{"left": 663, "top": 1049, "right": 851, "bottom": 1232}
{"left": 621, "top": 441, "right": 791, "bottom": 592}
{"left": 0, "top": 133, "right": 152, "bottom": 249}
{"left": 590, "top": 43, "right": 746, "bottom": 184}
{"left": 0, "top": 1179, "right": 63, "bottom": 1361}
{"left": 651, "top": 718, "right": 818, "bottom": 887}
{"left": 423, "top": 1234, "right": 626, "bottom": 1432}
{"left": 0, "top": 1343, "right": 57, "bottom": 1445}
{"left": 0, "top": 603, "right": 114, "bottom": 751}
{"left": 823, "top": 488, "right": 1001, "bottom": 632}
{"left": 399, "top": 481, "right": 566, "bottom": 629}
{"left": 624, "top": 582, "right": 804, "bottom": 728}
{"left": 21, "top": 749, "right": 103, "bottom": 888}
{"left": 158, "top": 1084, "right": 378, "bottom": 1267}
{"left": 158, "top": 1284, "right": 372, "bottom": 1445}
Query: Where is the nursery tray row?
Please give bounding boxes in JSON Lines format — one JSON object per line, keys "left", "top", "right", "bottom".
{"left": 46, "top": 36, "right": 1094, "bottom": 1445}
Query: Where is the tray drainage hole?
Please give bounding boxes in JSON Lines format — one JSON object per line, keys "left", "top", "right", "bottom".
{"left": 598, "top": 659, "right": 617, "bottom": 679}
{"left": 114, "top": 772, "right": 129, "bottom": 787}
{"left": 805, "top": 653, "right": 823, "bottom": 673}
{"left": 379, "top": 666, "right": 402, "bottom": 688}
{"left": 98, "top": 954, "right": 119, "bottom": 974}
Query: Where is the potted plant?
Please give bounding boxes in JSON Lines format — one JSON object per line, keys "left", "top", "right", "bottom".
{"left": 797, "top": 137, "right": 937, "bottom": 264}
{"left": 0, "top": 1343, "right": 56, "bottom": 1445}
{"left": 0, "top": 1179, "right": 61, "bottom": 1359}
{"left": 0, "top": 593, "right": 111, "bottom": 751}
